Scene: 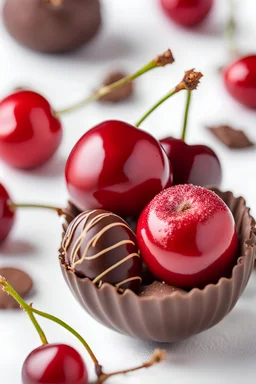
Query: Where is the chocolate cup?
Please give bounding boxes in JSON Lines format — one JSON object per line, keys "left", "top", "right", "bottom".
{"left": 59, "top": 190, "right": 256, "bottom": 342}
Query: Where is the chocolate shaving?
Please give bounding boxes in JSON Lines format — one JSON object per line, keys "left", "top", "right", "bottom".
{"left": 0, "top": 268, "right": 33, "bottom": 309}
{"left": 207, "top": 125, "right": 254, "bottom": 149}
{"left": 98, "top": 70, "right": 134, "bottom": 103}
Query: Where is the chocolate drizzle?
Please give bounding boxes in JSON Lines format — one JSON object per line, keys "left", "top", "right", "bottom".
{"left": 62, "top": 210, "right": 142, "bottom": 291}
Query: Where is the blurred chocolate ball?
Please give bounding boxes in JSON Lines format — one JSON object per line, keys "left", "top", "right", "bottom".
{"left": 62, "top": 209, "right": 143, "bottom": 292}
{"left": 3, "top": 0, "right": 101, "bottom": 53}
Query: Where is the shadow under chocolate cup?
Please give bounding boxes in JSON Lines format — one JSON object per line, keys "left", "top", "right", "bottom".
{"left": 59, "top": 189, "right": 256, "bottom": 343}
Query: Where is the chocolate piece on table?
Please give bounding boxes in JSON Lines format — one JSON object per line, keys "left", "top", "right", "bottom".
{"left": 0, "top": 268, "right": 33, "bottom": 309}
{"left": 61, "top": 209, "right": 142, "bottom": 292}
{"left": 207, "top": 125, "right": 254, "bottom": 149}
{"left": 138, "top": 281, "right": 186, "bottom": 298}
{"left": 99, "top": 70, "right": 134, "bottom": 103}
{"left": 3, "top": 0, "right": 101, "bottom": 53}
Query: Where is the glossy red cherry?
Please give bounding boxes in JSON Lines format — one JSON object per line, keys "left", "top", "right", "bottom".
{"left": 65, "top": 120, "right": 173, "bottom": 218}
{"left": 224, "top": 55, "right": 256, "bottom": 108}
{"left": 160, "top": 137, "right": 222, "bottom": 187}
{"left": 137, "top": 185, "right": 238, "bottom": 289}
{"left": 0, "top": 90, "right": 62, "bottom": 169}
{"left": 160, "top": 0, "right": 214, "bottom": 27}
{"left": 22, "top": 344, "right": 88, "bottom": 384}
{"left": 0, "top": 183, "right": 15, "bottom": 242}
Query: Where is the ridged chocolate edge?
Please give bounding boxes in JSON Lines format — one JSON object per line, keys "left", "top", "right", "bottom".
{"left": 59, "top": 190, "right": 256, "bottom": 342}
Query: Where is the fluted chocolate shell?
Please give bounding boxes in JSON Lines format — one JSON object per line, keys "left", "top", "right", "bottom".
{"left": 3, "top": 0, "right": 101, "bottom": 53}
{"left": 59, "top": 190, "right": 256, "bottom": 342}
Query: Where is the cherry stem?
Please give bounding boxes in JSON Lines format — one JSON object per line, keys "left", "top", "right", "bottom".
{"left": 181, "top": 90, "right": 191, "bottom": 141}
{"left": 0, "top": 277, "right": 48, "bottom": 345}
{"left": 225, "top": 0, "right": 238, "bottom": 58}
{"left": 0, "top": 276, "right": 100, "bottom": 368}
{"left": 55, "top": 49, "right": 174, "bottom": 117}
{"left": 9, "top": 202, "right": 73, "bottom": 220}
{"left": 0, "top": 276, "right": 166, "bottom": 382}
{"left": 135, "top": 69, "right": 203, "bottom": 128}
{"left": 135, "top": 88, "right": 178, "bottom": 127}
{"left": 96, "top": 349, "right": 166, "bottom": 384}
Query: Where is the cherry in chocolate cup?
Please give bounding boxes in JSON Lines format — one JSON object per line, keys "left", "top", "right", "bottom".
{"left": 59, "top": 190, "right": 255, "bottom": 342}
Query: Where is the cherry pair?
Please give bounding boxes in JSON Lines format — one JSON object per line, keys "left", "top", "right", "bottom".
{"left": 66, "top": 69, "right": 222, "bottom": 218}
{"left": 0, "top": 50, "right": 173, "bottom": 169}
{"left": 0, "top": 276, "right": 164, "bottom": 384}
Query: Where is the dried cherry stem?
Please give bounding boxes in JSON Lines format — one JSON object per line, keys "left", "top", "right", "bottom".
{"left": 181, "top": 90, "right": 192, "bottom": 141}
{"left": 0, "top": 276, "right": 166, "bottom": 382}
{"left": 135, "top": 69, "right": 203, "bottom": 127}
{"left": 0, "top": 276, "right": 100, "bottom": 368}
{"left": 8, "top": 201, "right": 73, "bottom": 220}
{"left": 96, "top": 349, "right": 166, "bottom": 384}
{"left": 225, "top": 0, "right": 238, "bottom": 58}
{"left": 55, "top": 49, "right": 174, "bottom": 117}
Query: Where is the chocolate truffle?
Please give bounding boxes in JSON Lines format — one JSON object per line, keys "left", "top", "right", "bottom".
{"left": 3, "top": 0, "right": 101, "bottom": 53}
{"left": 62, "top": 209, "right": 142, "bottom": 292}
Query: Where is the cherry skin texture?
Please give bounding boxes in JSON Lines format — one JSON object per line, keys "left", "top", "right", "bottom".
{"left": 224, "top": 55, "right": 256, "bottom": 108}
{"left": 137, "top": 185, "right": 238, "bottom": 289}
{"left": 22, "top": 344, "right": 88, "bottom": 384}
{"left": 65, "top": 120, "right": 173, "bottom": 218}
{"left": 160, "top": 137, "right": 222, "bottom": 187}
{"left": 160, "top": 0, "right": 214, "bottom": 27}
{"left": 0, "top": 183, "right": 15, "bottom": 243}
{"left": 0, "top": 90, "right": 62, "bottom": 169}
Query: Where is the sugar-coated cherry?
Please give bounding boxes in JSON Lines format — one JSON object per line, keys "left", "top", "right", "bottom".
{"left": 0, "top": 183, "right": 15, "bottom": 243}
{"left": 22, "top": 344, "right": 88, "bottom": 384}
{"left": 137, "top": 185, "right": 238, "bottom": 289}
{"left": 160, "top": 137, "right": 222, "bottom": 187}
{"left": 160, "top": 0, "right": 214, "bottom": 27}
{"left": 0, "top": 90, "right": 62, "bottom": 169}
{"left": 224, "top": 55, "right": 256, "bottom": 108}
{"left": 65, "top": 120, "right": 173, "bottom": 218}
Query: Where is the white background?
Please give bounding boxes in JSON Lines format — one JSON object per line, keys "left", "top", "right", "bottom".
{"left": 1, "top": 0, "right": 256, "bottom": 383}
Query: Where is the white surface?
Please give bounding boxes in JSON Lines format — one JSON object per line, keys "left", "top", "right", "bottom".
{"left": 1, "top": 0, "right": 256, "bottom": 383}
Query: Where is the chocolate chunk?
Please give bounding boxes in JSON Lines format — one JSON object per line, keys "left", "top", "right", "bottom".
{"left": 0, "top": 268, "right": 33, "bottom": 309}
{"left": 3, "top": 0, "right": 101, "bottom": 53}
{"left": 138, "top": 281, "right": 186, "bottom": 298}
{"left": 99, "top": 70, "right": 134, "bottom": 103}
{"left": 207, "top": 125, "right": 254, "bottom": 149}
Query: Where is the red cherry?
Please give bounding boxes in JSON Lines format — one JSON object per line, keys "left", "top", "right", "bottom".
{"left": 137, "top": 185, "right": 238, "bottom": 289}
{"left": 160, "top": 137, "right": 222, "bottom": 187}
{"left": 160, "top": 0, "right": 214, "bottom": 27}
{"left": 224, "top": 55, "right": 256, "bottom": 108}
{"left": 65, "top": 120, "right": 173, "bottom": 218}
{"left": 22, "top": 344, "right": 88, "bottom": 384}
{"left": 0, "top": 90, "right": 62, "bottom": 169}
{"left": 0, "top": 183, "right": 15, "bottom": 243}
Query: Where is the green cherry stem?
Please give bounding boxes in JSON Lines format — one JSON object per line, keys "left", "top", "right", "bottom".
{"left": 0, "top": 277, "right": 48, "bottom": 344}
{"left": 225, "top": 0, "right": 238, "bottom": 58}
{"left": 55, "top": 49, "right": 174, "bottom": 117}
{"left": 0, "top": 275, "right": 100, "bottom": 368}
{"left": 8, "top": 201, "right": 74, "bottom": 220}
{"left": 181, "top": 90, "right": 192, "bottom": 141}
{"left": 135, "top": 69, "right": 203, "bottom": 128}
